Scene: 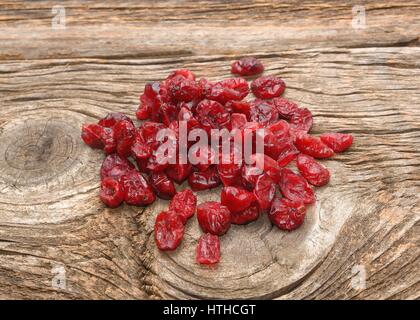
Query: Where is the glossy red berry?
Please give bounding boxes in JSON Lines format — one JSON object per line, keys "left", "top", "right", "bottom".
{"left": 197, "top": 201, "right": 231, "bottom": 235}
{"left": 289, "top": 108, "right": 313, "bottom": 134}
{"left": 188, "top": 166, "right": 221, "bottom": 191}
{"left": 98, "top": 112, "right": 133, "bottom": 128}
{"left": 225, "top": 100, "right": 251, "bottom": 118}
{"left": 250, "top": 153, "right": 281, "bottom": 183}
{"left": 113, "top": 120, "right": 136, "bottom": 158}
{"left": 253, "top": 173, "right": 275, "bottom": 210}
{"left": 167, "top": 75, "right": 202, "bottom": 102}
{"left": 251, "top": 75, "right": 285, "bottom": 99}
{"left": 269, "top": 197, "right": 306, "bottom": 231}
{"left": 121, "top": 170, "right": 156, "bottom": 206}
{"left": 196, "top": 233, "right": 220, "bottom": 265}
{"left": 206, "top": 78, "right": 249, "bottom": 104}
{"left": 220, "top": 186, "right": 255, "bottom": 214}
{"left": 231, "top": 57, "right": 264, "bottom": 76}
{"left": 320, "top": 133, "right": 354, "bottom": 153}
{"left": 230, "top": 203, "right": 260, "bottom": 225}
{"left": 100, "top": 154, "right": 135, "bottom": 181}
{"left": 272, "top": 98, "right": 299, "bottom": 119}
{"left": 99, "top": 177, "right": 124, "bottom": 208}
{"left": 294, "top": 134, "right": 334, "bottom": 159}
{"left": 154, "top": 210, "right": 185, "bottom": 251}
{"left": 241, "top": 164, "right": 263, "bottom": 190}
{"left": 195, "top": 99, "right": 231, "bottom": 132}
{"left": 169, "top": 189, "right": 197, "bottom": 224}
{"left": 166, "top": 163, "right": 192, "bottom": 184}
{"left": 249, "top": 99, "right": 279, "bottom": 126}
{"left": 279, "top": 168, "right": 315, "bottom": 204}
{"left": 276, "top": 142, "right": 299, "bottom": 167}
{"left": 150, "top": 172, "right": 177, "bottom": 200}
{"left": 296, "top": 154, "right": 330, "bottom": 187}
{"left": 81, "top": 123, "right": 106, "bottom": 149}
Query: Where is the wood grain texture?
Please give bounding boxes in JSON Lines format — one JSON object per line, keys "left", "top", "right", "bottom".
{"left": 0, "top": 0, "right": 419, "bottom": 300}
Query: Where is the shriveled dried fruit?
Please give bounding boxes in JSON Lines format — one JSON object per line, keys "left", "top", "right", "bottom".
{"left": 269, "top": 197, "right": 306, "bottom": 231}
{"left": 196, "top": 233, "right": 220, "bottom": 265}
{"left": 114, "top": 120, "right": 136, "bottom": 158}
{"left": 250, "top": 153, "right": 281, "bottom": 183}
{"left": 99, "top": 177, "right": 124, "bottom": 208}
{"left": 195, "top": 99, "right": 231, "bottom": 132}
{"left": 188, "top": 166, "right": 221, "bottom": 191}
{"left": 150, "top": 172, "right": 176, "bottom": 200}
{"left": 253, "top": 173, "right": 275, "bottom": 210}
{"left": 296, "top": 154, "right": 330, "bottom": 187}
{"left": 320, "top": 132, "right": 354, "bottom": 153}
{"left": 231, "top": 57, "right": 264, "bottom": 76}
{"left": 249, "top": 99, "right": 279, "bottom": 126}
{"left": 100, "top": 153, "right": 135, "bottom": 181}
{"left": 230, "top": 203, "right": 260, "bottom": 225}
{"left": 121, "top": 170, "right": 156, "bottom": 206}
{"left": 98, "top": 112, "right": 133, "bottom": 128}
{"left": 205, "top": 78, "right": 249, "bottom": 104}
{"left": 272, "top": 98, "right": 299, "bottom": 119}
{"left": 294, "top": 133, "right": 334, "bottom": 159}
{"left": 166, "top": 163, "right": 192, "bottom": 184}
{"left": 221, "top": 186, "right": 255, "bottom": 214}
{"left": 279, "top": 168, "right": 315, "bottom": 204}
{"left": 154, "top": 210, "right": 184, "bottom": 251}
{"left": 197, "top": 201, "right": 231, "bottom": 235}
{"left": 251, "top": 75, "right": 285, "bottom": 99}
{"left": 276, "top": 142, "right": 299, "bottom": 167}
{"left": 289, "top": 108, "right": 313, "bottom": 134}
{"left": 169, "top": 189, "right": 197, "bottom": 224}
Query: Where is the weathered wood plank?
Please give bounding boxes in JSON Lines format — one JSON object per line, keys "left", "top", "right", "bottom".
{"left": 0, "top": 0, "right": 418, "bottom": 299}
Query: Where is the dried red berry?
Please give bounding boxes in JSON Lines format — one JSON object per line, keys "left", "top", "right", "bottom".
{"left": 220, "top": 186, "right": 255, "bottom": 214}
{"left": 320, "top": 133, "right": 354, "bottom": 153}
{"left": 99, "top": 177, "right": 124, "bottom": 208}
{"left": 206, "top": 78, "right": 249, "bottom": 104}
{"left": 150, "top": 172, "right": 177, "bottom": 200}
{"left": 81, "top": 123, "right": 106, "bottom": 149}
{"left": 251, "top": 75, "right": 285, "bottom": 99}
{"left": 167, "top": 75, "right": 202, "bottom": 102}
{"left": 249, "top": 99, "right": 279, "bottom": 126}
{"left": 137, "top": 82, "right": 169, "bottom": 120}
{"left": 294, "top": 134, "right": 334, "bottom": 159}
{"left": 253, "top": 173, "right": 275, "bottom": 210}
{"left": 195, "top": 99, "right": 231, "bottom": 132}
{"left": 241, "top": 164, "right": 263, "bottom": 190}
{"left": 121, "top": 170, "right": 156, "bottom": 206}
{"left": 276, "top": 142, "right": 299, "bottom": 167}
{"left": 269, "top": 197, "right": 306, "bottom": 231}
{"left": 196, "top": 233, "right": 220, "bottom": 265}
{"left": 188, "top": 166, "right": 221, "bottom": 191}
{"left": 225, "top": 100, "right": 251, "bottom": 118}
{"left": 217, "top": 149, "right": 243, "bottom": 187}
{"left": 231, "top": 57, "right": 264, "bottom": 76}
{"left": 154, "top": 210, "right": 184, "bottom": 251}
{"left": 296, "top": 154, "right": 330, "bottom": 187}
{"left": 114, "top": 120, "right": 136, "bottom": 158}
{"left": 279, "top": 168, "right": 315, "bottom": 204}
{"left": 289, "top": 108, "right": 313, "bottom": 134}
{"left": 272, "top": 98, "right": 299, "bottom": 119}
{"left": 166, "top": 163, "right": 192, "bottom": 184}
{"left": 250, "top": 153, "right": 281, "bottom": 183}
{"left": 197, "top": 201, "right": 231, "bottom": 235}
{"left": 230, "top": 203, "right": 260, "bottom": 225}
{"left": 166, "top": 69, "right": 196, "bottom": 81}
{"left": 169, "top": 189, "right": 197, "bottom": 224}
{"left": 100, "top": 154, "right": 135, "bottom": 181}
{"left": 98, "top": 112, "right": 133, "bottom": 128}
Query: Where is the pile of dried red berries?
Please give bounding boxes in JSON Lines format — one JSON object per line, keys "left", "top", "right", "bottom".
{"left": 81, "top": 57, "right": 353, "bottom": 266}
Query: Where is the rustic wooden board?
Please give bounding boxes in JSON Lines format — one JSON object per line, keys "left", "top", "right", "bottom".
{"left": 0, "top": 0, "right": 419, "bottom": 299}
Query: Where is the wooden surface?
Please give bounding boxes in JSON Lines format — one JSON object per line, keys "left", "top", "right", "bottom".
{"left": 0, "top": 0, "right": 419, "bottom": 300}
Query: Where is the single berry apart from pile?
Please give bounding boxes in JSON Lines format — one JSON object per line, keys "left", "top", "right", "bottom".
{"left": 231, "top": 57, "right": 264, "bottom": 76}
{"left": 196, "top": 233, "right": 221, "bottom": 265}
{"left": 154, "top": 210, "right": 185, "bottom": 251}
{"left": 197, "top": 201, "right": 231, "bottom": 236}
